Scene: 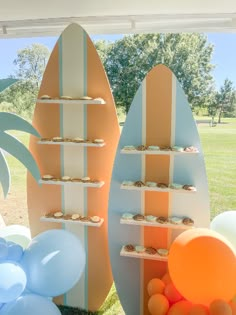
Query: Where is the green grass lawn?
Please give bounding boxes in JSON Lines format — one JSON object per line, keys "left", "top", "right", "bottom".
{"left": 3, "top": 130, "right": 29, "bottom": 193}
{"left": 2, "top": 117, "right": 236, "bottom": 315}
{"left": 198, "top": 118, "right": 236, "bottom": 218}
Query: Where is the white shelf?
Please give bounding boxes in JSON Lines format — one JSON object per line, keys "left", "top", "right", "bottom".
{"left": 120, "top": 218, "right": 194, "bottom": 229}
{"left": 39, "top": 180, "right": 105, "bottom": 188}
{"left": 38, "top": 141, "right": 105, "bottom": 147}
{"left": 120, "top": 184, "right": 196, "bottom": 193}
{"left": 40, "top": 216, "right": 104, "bottom": 227}
{"left": 37, "top": 98, "right": 105, "bottom": 105}
{"left": 121, "top": 149, "right": 198, "bottom": 155}
{"left": 120, "top": 246, "right": 168, "bottom": 262}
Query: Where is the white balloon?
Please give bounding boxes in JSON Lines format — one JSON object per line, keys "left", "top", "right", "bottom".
{"left": 0, "top": 225, "right": 31, "bottom": 249}
{"left": 210, "top": 210, "right": 236, "bottom": 252}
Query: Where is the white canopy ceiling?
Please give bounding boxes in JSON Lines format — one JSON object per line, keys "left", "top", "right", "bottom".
{"left": 0, "top": 0, "right": 236, "bottom": 38}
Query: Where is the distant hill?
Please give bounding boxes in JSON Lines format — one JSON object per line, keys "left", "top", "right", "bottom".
{"left": 0, "top": 78, "right": 18, "bottom": 93}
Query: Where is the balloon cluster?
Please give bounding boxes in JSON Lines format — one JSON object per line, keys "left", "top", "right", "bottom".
{"left": 0, "top": 229, "right": 86, "bottom": 315}
{"left": 147, "top": 211, "right": 236, "bottom": 315}
{"left": 147, "top": 273, "right": 236, "bottom": 315}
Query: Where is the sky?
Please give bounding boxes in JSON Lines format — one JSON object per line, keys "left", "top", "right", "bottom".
{"left": 0, "top": 33, "right": 236, "bottom": 89}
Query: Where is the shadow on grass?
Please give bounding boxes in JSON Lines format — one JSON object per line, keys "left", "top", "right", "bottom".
{"left": 58, "top": 305, "right": 99, "bottom": 315}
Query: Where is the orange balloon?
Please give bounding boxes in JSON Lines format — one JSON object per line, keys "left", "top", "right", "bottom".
{"left": 162, "top": 272, "right": 173, "bottom": 285}
{"left": 167, "top": 300, "right": 192, "bottom": 315}
{"left": 148, "top": 294, "right": 170, "bottom": 315}
{"left": 168, "top": 228, "right": 236, "bottom": 306}
{"left": 148, "top": 278, "right": 165, "bottom": 296}
{"left": 164, "top": 283, "right": 183, "bottom": 304}
{"left": 209, "top": 299, "right": 232, "bottom": 315}
{"left": 229, "top": 301, "right": 236, "bottom": 315}
{"left": 189, "top": 304, "right": 210, "bottom": 315}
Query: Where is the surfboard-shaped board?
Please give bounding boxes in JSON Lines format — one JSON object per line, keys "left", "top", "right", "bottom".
{"left": 108, "top": 64, "right": 210, "bottom": 315}
{"left": 27, "top": 23, "right": 119, "bottom": 311}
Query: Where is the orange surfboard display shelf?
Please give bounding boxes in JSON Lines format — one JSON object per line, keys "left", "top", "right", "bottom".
{"left": 27, "top": 23, "right": 119, "bottom": 311}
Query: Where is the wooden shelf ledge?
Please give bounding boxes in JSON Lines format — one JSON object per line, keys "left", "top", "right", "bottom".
{"left": 38, "top": 141, "right": 105, "bottom": 147}
{"left": 120, "top": 246, "right": 168, "bottom": 262}
{"left": 120, "top": 218, "right": 194, "bottom": 229}
{"left": 120, "top": 149, "right": 198, "bottom": 155}
{"left": 37, "top": 98, "right": 106, "bottom": 105}
{"left": 40, "top": 216, "right": 104, "bottom": 227}
{"left": 120, "top": 184, "right": 196, "bottom": 193}
{"left": 39, "top": 180, "right": 105, "bottom": 188}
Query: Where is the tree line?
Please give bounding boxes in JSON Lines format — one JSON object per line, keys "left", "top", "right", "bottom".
{"left": 0, "top": 35, "right": 236, "bottom": 123}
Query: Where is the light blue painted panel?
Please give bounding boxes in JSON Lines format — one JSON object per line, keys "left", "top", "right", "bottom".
{"left": 109, "top": 84, "right": 144, "bottom": 315}
{"left": 109, "top": 66, "right": 211, "bottom": 314}
{"left": 174, "top": 82, "right": 199, "bottom": 147}
{"left": 172, "top": 78, "right": 210, "bottom": 229}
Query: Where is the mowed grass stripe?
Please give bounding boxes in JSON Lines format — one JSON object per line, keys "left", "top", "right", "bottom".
{"left": 198, "top": 119, "right": 236, "bottom": 218}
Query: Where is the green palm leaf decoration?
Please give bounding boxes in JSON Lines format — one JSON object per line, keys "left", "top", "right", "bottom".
{"left": 0, "top": 150, "right": 10, "bottom": 198}
{"left": 0, "top": 112, "right": 40, "bottom": 198}
{"left": 0, "top": 78, "right": 18, "bottom": 93}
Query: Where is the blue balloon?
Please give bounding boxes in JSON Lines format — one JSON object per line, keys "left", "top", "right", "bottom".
{"left": 0, "top": 294, "right": 61, "bottom": 315}
{"left": 0, "top": 262, "right": 26, "bottom": 303}
{"left": 21, "top": 229, "right": 86, "bottom": 297}
{"left": 0, "top": 239, "right": 8, "bottom": 261}
{"left": 6, "top": 242, "right": 23, "bottom": 262}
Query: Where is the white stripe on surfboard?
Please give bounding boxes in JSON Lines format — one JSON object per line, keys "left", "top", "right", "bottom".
{"left": 61, "top": 25, "right": 86, "bottom": 308}
{"left": 139, "top": 78, "right": 147, "bottom": 315}
{"left": 169, "top": 74, "right": 176, "bottom": 185}
{"left": 168, "top": 74, "right": 176, "bottom": 247}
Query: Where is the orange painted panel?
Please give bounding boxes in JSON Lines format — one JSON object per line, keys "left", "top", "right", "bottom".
{"left": 143, "top": 65, "right": 172, "bottom": 314}
{"left": 86, "top": 37, "right": 120, "bottom": 310}
{"left": 145, "top": 155, "right": 170, "bottom": 184}
{"left": 27, "top": 42, "right": 62, "bottom": 236}
{"left": 146, "top": 64, "right": 172, "bottom": 147}
{"left": 28, "top": 25, "right": 120, "bottom": 311}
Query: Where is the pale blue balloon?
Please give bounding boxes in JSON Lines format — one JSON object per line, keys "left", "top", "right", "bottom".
{"left": 0, "top": 262, "right": 26, "bottom": 303}
{"left": 0, "top": 238, "right": 6, "bottom": 244}
{"left": 0, "top": 294, "right": 61, "bottom": 315}
{"left": 0, "top": 238, "right": 8, "bottom": 261}
{"left": 6, "top": 242, "right": 23, "bottom": 262}
{"left": 211, "top": 210, "right": 236, "bottom": 252}
{"left": 21, "top": 229, "right": 86, "bottom": 297}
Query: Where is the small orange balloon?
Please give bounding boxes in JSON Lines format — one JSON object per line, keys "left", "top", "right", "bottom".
{"left": 168, "top": 228, "right": 236, "bottom": 306}
{"left": 189, "top": 304, "right": 209, "bottom": 315}
{"left": 229, "top": 301, "right": 236, "bottom": 315}
{"left": 162, "top": 272, "right": 173, "bottom": 285}
{"left": 148, "top": 294, "right": 170, "bottom": 315}
{"left": 148, "top": 278, "right": 165, "bottom": 296}
{"left": 209, "top": 299, "right": 232, "bottom": 315}
{"left": 164, "top": 283, "right": 183, "bottom": 304}
{"left": 167, "top": 300, "right": 192, "bottom": 315}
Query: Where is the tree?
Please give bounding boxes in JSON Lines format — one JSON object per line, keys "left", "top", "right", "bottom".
{"left": 95, "top": 34, "right": 215, "bottom": 113}
{"left": 0, "top": 44, "right": 50, "bottom": 119}
{"left": 14, "top": 43, "right": 50, "bottom": 88}
{"left": 215, "top": 79, "right": 236, "bottom": 123}
{"left": 0, "top": 80, "right": 38, "bottom": 119}
{"left": 94, "top": 40, "right": 111, "bottom": 65}
{"left": 207, "top": 79, "right": 236, "bottom": 124}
